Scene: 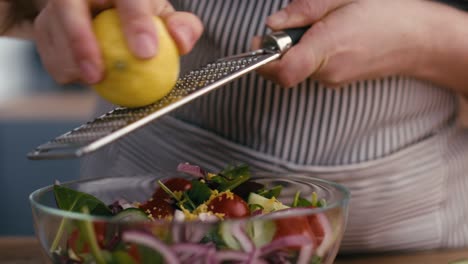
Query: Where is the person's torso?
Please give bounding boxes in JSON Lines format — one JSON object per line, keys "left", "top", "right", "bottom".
{"left": 85, "top": 0, "right": 467, "bottom": 251}
{"left": 170, "top": 0, "right": 457, "bottom": 166}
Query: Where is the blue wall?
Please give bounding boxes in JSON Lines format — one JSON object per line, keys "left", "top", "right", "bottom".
{"left": 0, "top": 121, "right": 81, "bottom": 235}
{"left": 0, "top": 37, "right": 86, "bottom": 235}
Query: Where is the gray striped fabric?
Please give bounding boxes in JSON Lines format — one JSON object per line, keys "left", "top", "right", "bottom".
{"left": 82, "top": 0, "right": 468, "bottom": 252}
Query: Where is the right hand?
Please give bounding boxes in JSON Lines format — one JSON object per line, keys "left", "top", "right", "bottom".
{"left": 34, "top": 0, "right": 203, "bottom": 85}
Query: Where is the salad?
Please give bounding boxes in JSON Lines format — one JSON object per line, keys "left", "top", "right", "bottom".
{"left": 50, "top": 163, "right": 335, "bottom": 264}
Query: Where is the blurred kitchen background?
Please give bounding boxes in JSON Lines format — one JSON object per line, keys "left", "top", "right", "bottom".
{"left": 0, "top": 37, "right": 96, "bottom": 236}
{"left": 1, "top": 35, "right": 468, "bottom": 238}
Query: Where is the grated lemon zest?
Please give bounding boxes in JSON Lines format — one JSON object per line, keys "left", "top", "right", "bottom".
{"left": 206, "top": 173, "right": 216, "bottom": 180}
{"left": 173, "top": 190, "right": 183, "bottom": 200}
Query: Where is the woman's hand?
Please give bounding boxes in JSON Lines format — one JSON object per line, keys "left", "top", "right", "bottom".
{"left": 34, "top": 0, "right": 203, "bottom": 85}
{"left": 258, "top": 0, "right": 436, "bottom": 88}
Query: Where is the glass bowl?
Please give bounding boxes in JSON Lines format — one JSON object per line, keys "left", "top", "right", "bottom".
{"left": 30, "top": 172, "right": 350, "bottom": 264}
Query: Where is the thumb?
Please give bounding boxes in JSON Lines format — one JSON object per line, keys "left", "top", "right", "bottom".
{"left": 256, "top": 20, "right": 332, "bottom": 87}
{"left": 266, "top": 0, "right": 352, "bottom": 30}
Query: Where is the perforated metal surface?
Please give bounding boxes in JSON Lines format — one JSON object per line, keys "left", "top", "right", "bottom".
{"left": 28, "top": 51, "right": 280, "bottom": 159}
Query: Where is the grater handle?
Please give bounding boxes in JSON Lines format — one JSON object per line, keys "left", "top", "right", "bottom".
{"left": 262, "top": 27, "right": 310, "bottom": 53}
{"left": 284, "top": 27, "right": 309, "bottom": 45}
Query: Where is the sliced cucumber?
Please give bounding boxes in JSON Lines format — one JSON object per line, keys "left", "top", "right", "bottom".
{"left": 247, "top": 219, "right": 276, "bottom": 247}
{"left": 219, "top": 193, "right": 289, "bottom": 251}
{"left": 112, "top": 208, "right": 149, "bottom": 222}
{"left": 219, "top": 220, "right": 276, "bottom": 250}
{"left": 247, "top": 192, "right": 289, "bottom": 212}
{"left": 219, "top": 222, "right": 241, "bottom": 250}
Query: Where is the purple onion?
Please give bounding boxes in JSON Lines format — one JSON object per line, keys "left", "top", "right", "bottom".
{"left": 315, "top": 212, "right": 333, "bottom": 257}
{"left": 251, "top": 209, "right": 263, "bottom": 216}
{"left": 108, "top": 201, "right": 124, "bottom": 215}
{"left": 205, "top": 247, "right": 217, "bottom": 264}
{"left": 260, "top": 235, "right": 313, "bottom": 256}
{"left": 177, "top": 163, "right": 206, "bottom": 178}
{"left": 246, "top": 249, "right": 265, "bottom": 264}
{"left": 215, "top": 250, "right": 250, "bottom": 262}
{"left": 230, "top": 222, "right": 254, "bottom": 252}
{"left": 108, "top": 199, "right": 135, "bottom": 214}
{"left": 297, "top": 244, "right": 314, "bottom": 264}
{"left": 122, "top": 230, "right": 180, "bottom": 264}
{"left": 171, "top": 243, "right": 212, "bottom": 256}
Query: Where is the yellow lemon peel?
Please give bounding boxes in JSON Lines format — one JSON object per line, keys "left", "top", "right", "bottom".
{"left": 92, "top": 9, "right": 180, "bottom": 108}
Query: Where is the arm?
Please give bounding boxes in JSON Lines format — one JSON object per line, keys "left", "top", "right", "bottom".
{"left": 259, "top": 0, "right": 468, "bottom": 96}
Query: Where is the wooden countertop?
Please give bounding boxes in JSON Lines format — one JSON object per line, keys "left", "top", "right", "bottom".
{"left": 1, "top": 237, "right": 467, "bottom": 264}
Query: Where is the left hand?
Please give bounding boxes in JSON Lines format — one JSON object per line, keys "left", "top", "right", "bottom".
{"left": 258, "top": 0, "right": 431, "bottom": 87}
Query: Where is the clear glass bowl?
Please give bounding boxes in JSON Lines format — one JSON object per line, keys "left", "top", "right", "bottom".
{"left": 30, "top": 173, "right": 350, "bottom": 264}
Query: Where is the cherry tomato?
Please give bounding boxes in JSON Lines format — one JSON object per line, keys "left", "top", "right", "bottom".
{"left": 139, "top": 198, "right": 176, "bottom": 219}
{"left": 152, "top": 178, "right": 192, "bottom": 199}
{"left": 67, "top": 228, "right": 89, "bottom": 254}
{"left": 140, "top": 178, "right": 192, "bottom": 219}
{"left": 273, "top": 216, "right": 317, "bottom": 249}
{"left": 128, "top": 244, "right": 141, "bottom": 263}
{"left": 67, "top": 222, "right": 107, "bottom": 255}
{"left": 307, "top": 214, "right": 327, "bottom": 246}
{"left": 93, "top": 222, "right": 107, "bottom": 248}
{"left": 207, "top": 193, "right": 249, "bottom": 219}
{"left": 274, "top": 206, "right": 329, "bottom": 249}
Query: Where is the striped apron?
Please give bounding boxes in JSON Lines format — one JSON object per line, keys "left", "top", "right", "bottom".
{"left": 82, "top": 0, "right": 468, "bottom": 252}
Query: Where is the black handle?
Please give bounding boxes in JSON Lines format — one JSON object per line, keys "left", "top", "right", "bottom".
{"left": 284, "top": 27, "right": 309, "bottom": 45}
{"left": 262, "top": 26, "right": 310, "bottom": 53}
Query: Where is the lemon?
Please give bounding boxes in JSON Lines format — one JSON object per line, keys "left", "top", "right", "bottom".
{"left": 92, "top": 9, "right": 180, "bottom": 108}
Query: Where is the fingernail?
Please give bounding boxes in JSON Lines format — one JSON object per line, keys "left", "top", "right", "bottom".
{"left": 267, "top": 10, "right": 288, "bottom": 27}
{"left": 131, "top": 33, "right": 157, "bottom": 59}
{"left": 79, "top": 60, "right": 100, "bottom": 84}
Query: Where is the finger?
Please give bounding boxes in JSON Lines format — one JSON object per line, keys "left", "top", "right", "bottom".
{"left": 266, "top": 0, "right": 353, "bottom": 30}
{"left": 52, "top": 0, "right": 103, "bottom": 84}
{"left": 257, "top": 21, "right": 332, "bottom": 87}
{"left": 163, "top": 11, "right": 204, "bottom": 55}
{"left": 115, "top": 0, "right": 159, "bottom": 59}
{"left": 34, "top": 7, "right": 81, "bottom": 84}
{"left": 150, "top": 0, "right": 175, "bottom": 16}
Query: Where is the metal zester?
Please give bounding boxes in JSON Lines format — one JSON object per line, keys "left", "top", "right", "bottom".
{"left": 28, "top": 28, "right": 307, "bottom": 159}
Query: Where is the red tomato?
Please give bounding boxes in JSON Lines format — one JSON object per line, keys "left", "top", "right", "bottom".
{"left": 152, "top": 178, "right": 192, "bottom": 199}
{"left": 273, "top": 206, "right": 329, "bottom": 249}
{"left": 93, "top": 222, "right": 107, "bottom": 248}
{"left": 128, "top": 244, "right": 141, "bottom": 263}
{"left": 67, "top": 222, "right": 107, "bottom": 255}
{"left": 67, "top": 228, "right": 89, "bottom": 254}
{"left": 140, "top": 178, "right": 192, "bottom": 219}
{"left": 139, "top": 197, "right": 176, "bottom": 219}
{"left": 273, "top": 216, "right": 317, "bottom": 249}
{"left": 307, "top": 214, "right": 326, "bottom": 245}
{"left": 206, "top": 193, "right": 249, "bottom": 219}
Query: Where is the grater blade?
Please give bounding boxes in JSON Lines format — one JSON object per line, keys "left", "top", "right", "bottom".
{"left": 28, "top": 29, "right": 305, "bottom": 160}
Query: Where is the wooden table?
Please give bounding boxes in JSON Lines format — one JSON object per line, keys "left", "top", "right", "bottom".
{"left": 1, "top": 237, "right": 467, "bottom": 264}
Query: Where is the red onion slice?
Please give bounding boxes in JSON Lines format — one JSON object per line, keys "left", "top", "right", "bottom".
{"left": 260, "top": 235, "right": 312, "bottom": 256}
{"left": 297, "top": 244, "right": 314, "bottom": 264}
{"left": 177, "top": 163, "right": 206, "bottom": 178}
{"left": 230, "top": 222, "right": 255, "bottom": 252}
{"left": 263, "top": 207, "right": 334, "bottom": 257}
{"left": 215, "top": 250, "right": 250, "bottom": 262}
{"left": 314, "top": 212, "right": 333, "bottom": 257}
{"left": 171, "top": 243, "right": 212, "bottom": 255}
{"left": 122, "top": 231, "right": 180, "bottom": 264}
